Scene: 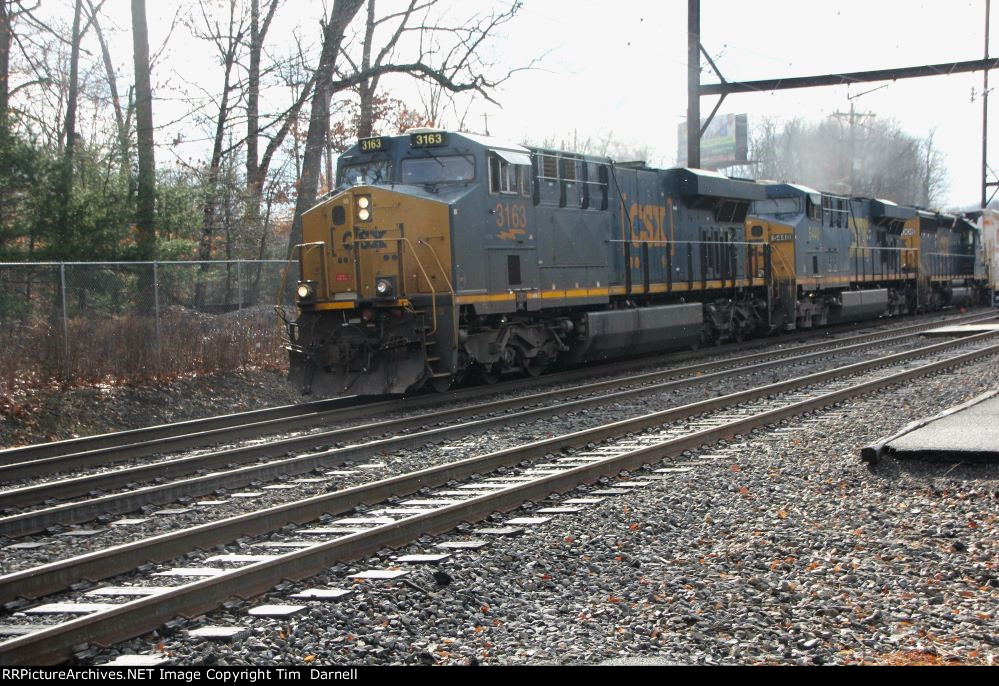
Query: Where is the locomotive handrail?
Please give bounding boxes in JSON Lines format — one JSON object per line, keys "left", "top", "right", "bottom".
{"left": 416, "top": 239, "right": 456, "bottom": 295}
{"left": 417, "top": 239, "right": 458, "bottom": 348}
{"left": 353, "top": 236, "right": 441, "bottom": 336}
{"left": 606, "top": 239, "right": 764, "bottom": 247}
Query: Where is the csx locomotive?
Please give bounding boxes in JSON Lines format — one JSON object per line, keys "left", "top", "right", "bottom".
{"left": 284, "top": 129, "right": 987, "bottom": 396}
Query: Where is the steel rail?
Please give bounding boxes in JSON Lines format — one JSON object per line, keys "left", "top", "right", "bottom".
{"left": 1, "top": 335, "right": 996, "bottom": 665}
{"left": 0, "top": 331, "right": 995, "bottom": 613}
{"left": 0, "top": 323, "right": 983, "bottom": 533}
{"left": 4, "top": 309, "right": 992, "bottom": 487}
{"left": 0, "top": 396, "right": 358, "bottom": 464}
{"left": 1, "top": 309, "right": 989, "bottom": 473}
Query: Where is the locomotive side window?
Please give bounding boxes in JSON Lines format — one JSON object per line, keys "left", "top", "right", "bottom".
{"left": 807, "top": 197, "right": 821, "bottom": 221}
{"left": 822, "top": 194, "right": 849, "bottom": 228}
{"left": 488, "top": 151, "right": 531, "bottom": 195}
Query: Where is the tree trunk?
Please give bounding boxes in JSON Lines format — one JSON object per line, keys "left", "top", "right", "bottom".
{"left": 286, "top": 0, "right": 365, "bottom": 268}
{"left": 246, "top": 0, "right": 261, "bottom": 201}
{"left": 58, "top": 0, "right": 84, "bottom": 252}
{"left": 195, "top": 22, "right": 239, "bottom": 310}
{"left": 131, "top": 0, "right": 156, "bottom": 260}
{"left": 89, "top": 2, "right": 129, "bottom": 178}
{"left": 0, "top": 1, "right": 11, "bottom": 122}
{"left": 356, "top": 0, "right": 377, "bottom": 138}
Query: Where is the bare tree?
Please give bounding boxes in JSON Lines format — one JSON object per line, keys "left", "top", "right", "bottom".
{"left": 0, "top": 1, "right": 11, "bottom": 121}
{"left": 286, "top": 0, "right": 529, "bottom": 257}
{"left": 286, "top": 0, "right": 365, "bottom": 259}
{"left": 245, "top": 0, "right": 279, "bottom": 207}
{"left": 131, "top": 0, "right": 155, "bottom": 259}
{"left": 747, "top": 115, "right": 949, "bottom": 208}
{"left": 186, "top": 0, "right": 249, "bottom": 307}
{"left": 86, "top": 0, "right": 130, "bottom": 177}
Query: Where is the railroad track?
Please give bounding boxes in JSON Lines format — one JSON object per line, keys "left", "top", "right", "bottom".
{"left": 1, "top": 328, "right": 996, "bottom": 665}
{"left": 1, "top": 314, "right": 991, "bottom": 537}
{"left": 1, "top": 309, "right": 990, "bottom": 478}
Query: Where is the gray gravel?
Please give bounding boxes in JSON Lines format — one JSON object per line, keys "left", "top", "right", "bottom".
{"left": 67, "top": 350, "right": 999, "bottom": 666}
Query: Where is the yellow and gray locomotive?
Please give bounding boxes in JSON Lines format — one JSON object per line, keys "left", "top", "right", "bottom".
{"left": 285, "top": 129, "right": 986, "bottom": 396}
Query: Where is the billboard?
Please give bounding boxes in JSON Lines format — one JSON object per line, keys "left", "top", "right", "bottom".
{"left": 677, "top": 113, "right": 749, "bottom": 170}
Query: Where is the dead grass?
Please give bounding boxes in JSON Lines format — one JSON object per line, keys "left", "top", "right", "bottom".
{"left": 0, "top": 305, "right": 287, "bottom": 395}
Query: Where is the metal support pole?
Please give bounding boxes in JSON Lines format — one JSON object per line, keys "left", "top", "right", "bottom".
{"left": 237, "top": 260, "right": 243, "bottom": 310}
{"left": 687, "top": 0, "right": 701, "bottom": 169}
{"left": 60, "top": 263, "right": 69, "bottom": 380}
{"left": 984, "top": 0, "right": 992, "bottom": 209}
{"left": 153, "top": 261, "right": 162, "bottom": 372}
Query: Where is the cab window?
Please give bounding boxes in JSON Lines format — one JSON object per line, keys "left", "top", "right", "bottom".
{"left": 489, "top": 150, "right": 531, "bottom": 196}
{"left": 338, "top": 160, "right": 392, "bottom": 186}
{"left": 399, "top": 155, "right": 475, "bottom": 185}
{"left": 489, "top": 155, "right": 522, "bottom": 194}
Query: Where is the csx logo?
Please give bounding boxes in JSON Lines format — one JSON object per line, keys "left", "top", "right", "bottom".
{"left": 342, "top": 229, "right": 388, "bottom": 250}
{"left": 622, "top": 195, "right": 669, "bottom": 244}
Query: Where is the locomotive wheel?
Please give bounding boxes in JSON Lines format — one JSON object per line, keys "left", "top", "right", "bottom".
{"left": 524, "top": 360, "right": 546, "bottom": 377}
{"left": 429, "top": 375, "right": 452, "bottom": 393}
{"left": 480, "top": 366, "right": 501, "bottom": 385}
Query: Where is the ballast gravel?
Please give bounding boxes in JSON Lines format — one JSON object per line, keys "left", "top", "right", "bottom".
{"left": 78, "top": 353, "right": 999, "bottom": 666}
{"left": 0, "top": 338, "right": 927, "bottom": 574}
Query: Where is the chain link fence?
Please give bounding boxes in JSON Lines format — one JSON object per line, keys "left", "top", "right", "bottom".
{"left": 0, "top": 260, "right": 296, "bottom": 387}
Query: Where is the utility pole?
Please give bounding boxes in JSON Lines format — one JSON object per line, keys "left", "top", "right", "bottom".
{"left": 984, "top": 0, "right": 992, "bottom": 208}
{"left": 832, "top": 102, "right": 876, "bottom": 196}
{"left": 687, "top": 0, "right": 701, "bottom": 169}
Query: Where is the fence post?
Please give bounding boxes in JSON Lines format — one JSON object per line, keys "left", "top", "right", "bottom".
{"left": 153, "top": 261, "right": 162, "bottom": 372}
{"left": 60, "top": 263, "right": 69, "bottom": 380}
{"left": 237, "top": 260, "right": 243, "bottom": 311}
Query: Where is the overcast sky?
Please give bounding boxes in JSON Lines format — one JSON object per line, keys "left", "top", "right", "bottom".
{"left": 118, "top": 0, "right": 996, "bottom": 209}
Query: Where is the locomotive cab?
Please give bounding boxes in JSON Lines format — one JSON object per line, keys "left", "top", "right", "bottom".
{"left": 288, "top": 131, "right": 468, "bottom": 395}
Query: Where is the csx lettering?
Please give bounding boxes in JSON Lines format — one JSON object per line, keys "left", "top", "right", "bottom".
{"left": 357, "top": 228, "right": 388, "bottom": 249}
{"left": 624, "top": 201, "right": 668, "bottom": 245}
{"left": 342, "top": 229, "right": 388, "bottom": 250}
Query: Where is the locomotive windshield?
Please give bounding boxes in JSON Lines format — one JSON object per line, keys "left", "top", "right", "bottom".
{"left": 752, "top": 197, "right": 802, "bottom": 217}
{"left": 400, "top": 155, "right": 475, "bottom": 185}
{"left": 339, "top": 159, "right": 392, "bottom": 186}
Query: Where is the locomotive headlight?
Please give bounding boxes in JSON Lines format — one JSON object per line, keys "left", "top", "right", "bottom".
{"left": 296, "top": 282, "right": 315, "bottom": 301}
{"left": 375, "top": 278, "right": 393, "bottom": 297}
{"left": 356, "top": 195, "right": 372, "bottom": 222}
